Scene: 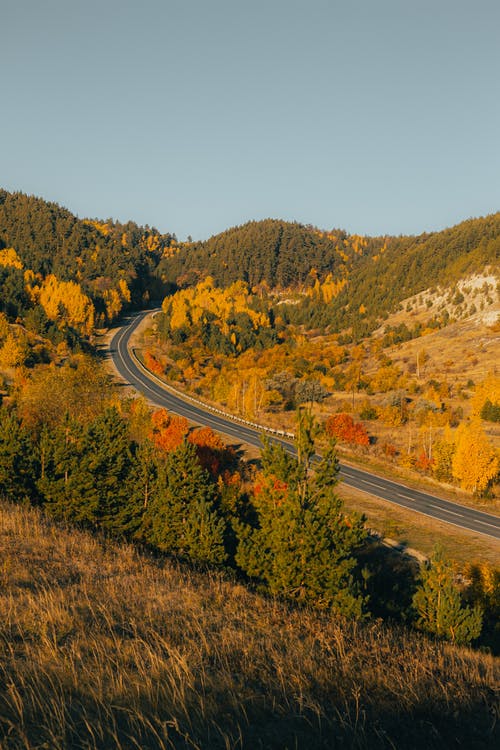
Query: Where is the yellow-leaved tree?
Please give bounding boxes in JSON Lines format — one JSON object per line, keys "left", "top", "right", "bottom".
{"left": 29, "top": 274, "right": 95, "bottom": 335}
{"left": 472, "top": 374, "right": 500, "bottom": 419}
{"left": 452, "top": 419, "right": 499, "bottom": 494}
{"left": 163, "top": 277, "right": 270, "bottom": 333}
{"left": 0, "top": 247, "right": 23, "bottom": 269}
{"left": 0, "top": 333, "right": 28, "bottom": 369}
{"left": 103, "top": 279, "right": 132, "bottom": 324}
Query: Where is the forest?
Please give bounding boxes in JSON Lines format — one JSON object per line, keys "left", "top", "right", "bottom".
{"left": 0, "top": 189, "right": 178, "bottom": 334}
{"left": 1, "top": 362, "right": 496, "bottom": 646}
{"left": 148, "top": 276, "right": 499, "bottom": 498}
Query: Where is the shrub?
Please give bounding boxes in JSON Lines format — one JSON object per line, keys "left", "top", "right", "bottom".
{"left": 325, "top": 413, "right": 370, "bottom": 446}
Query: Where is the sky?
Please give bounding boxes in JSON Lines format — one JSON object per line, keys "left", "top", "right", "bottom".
{"left": 2, "top": 0, "right": 500, "bottom": 241}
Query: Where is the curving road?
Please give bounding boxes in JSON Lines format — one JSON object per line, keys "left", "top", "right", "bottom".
{"left": 110, "top": 311, "right": 500, "bottom": 542}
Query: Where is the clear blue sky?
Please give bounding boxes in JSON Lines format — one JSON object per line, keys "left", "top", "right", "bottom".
{"left": 2, "top": 0, "right": 499, "bottom": 241}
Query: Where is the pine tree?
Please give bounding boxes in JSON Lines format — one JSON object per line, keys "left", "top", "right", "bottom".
{"left": 412, "top": 547, "right": 483, "bottom": 645}
{"left": 117, "top": 440, "right": 157, "bottom": 538}
{"left": 37, "top": 414, "right": 81, "bottom": 520}
{"left": 41, "top": 408, "right": 135, "bottom": 532}
{"left": 260, "top": 435, "right": 298, "bottom": 483}
{"left": 237, "top": 415, "right": 366, "bottom": 616}
{"left": 75, "top": 407, "right": 134, "bottom": 531}
{"left": 0, "top": 408, "right": 38, "bottom": 502}
{"left": 295, "top": 406, "right": 318, "bottom": 480}
{"left": 144, "top": 440, "right": 227, "bottom": 564}
{"left": 184, "top": 496, "right": 227, "bottom": 565}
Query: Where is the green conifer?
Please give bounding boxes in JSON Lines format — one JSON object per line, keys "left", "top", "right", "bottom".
{"left": 126, "top": 439, "right": 158, "bottom": 538}
{"left": 260, "top": 435, "right": 298, "bottom": 483}
{"left": 41, "top": 408, "right": 134, "bottom": 531}
{"left": 184, "top": 496, "right": 227, "bottom": 565}
{"left": 144, "top": 440, "right": 227, "bottom": 563}
{"left": 37, "top": 414, "right": 81, "bottom": 520}
{"left": 0, "top": 408, "right": 37, "bottom": 502}
{"left": 237, "top": 415, "right": 366, "bottom": 616}
{"left": 412, "top": 547, "right": 483, "bottom": 645}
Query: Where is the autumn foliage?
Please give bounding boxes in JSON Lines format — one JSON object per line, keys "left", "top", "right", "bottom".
{"left": 325, "top": 413, "right": 370, "bottom": 446}
{"left": 189, "top": 426, "right": 236, "bottom": 476}
{"left": 150, "top": 409, "right": 189, "bottom": 451}
{"left": 150, "top": 409, "right": 235, "bottom": 477}
{"left": 452, "top": 419, "right": 499, "bottom": 494}
{"left": 144, "top": 350, "right": 164, "bottom": 376}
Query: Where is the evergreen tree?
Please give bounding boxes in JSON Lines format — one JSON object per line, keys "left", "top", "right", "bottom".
{"left": 237, "top": 415, "right": 366, "bottom": 616}
{"left": 37, "top": 414, "right": 81, "bottom": 520}
{"left": 144, "top": 440, "right": 227, "bottom": 564}
{"left": 260, "top": 435, "right": 298, "bottom": 483}
{"left": 184, "top": 496, "right": 227, "bottom": 565}
{"left": 480, "top": 398, "right": 500, "bottom": 423}
{"left": 295, "top": 406, "right": 319, "bottom": 480}
{"left": 0, "top": 408, "right": 38, "bottom": 502}
{"left": 41, "top": 408, "right": 135, "bottom": 532}
{"left": 126, "top": 439, "right": 158, "bottom": 538}
{"left": 412, "top": 547, "right": 483, "bottom": 645}
{"left": 75, "top": 407, "right": 134, "bottom": 531}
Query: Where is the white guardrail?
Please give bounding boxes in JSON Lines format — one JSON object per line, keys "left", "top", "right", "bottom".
{"left": 130, "top": 347, "right": 296, "bottom": 441}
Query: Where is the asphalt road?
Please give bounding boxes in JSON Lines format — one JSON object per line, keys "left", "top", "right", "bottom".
{"left": 110, "top": 311, "right": 500, "bottom": 542}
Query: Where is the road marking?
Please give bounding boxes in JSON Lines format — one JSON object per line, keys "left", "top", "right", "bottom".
{"left": 428, "top": 503, "right": 465, "bottom": 518}
{"left": 474, "top": 519, "right": 500, "bottom": 530}
{"left": 360, "top": 479, "right": 385, "bottom": 489}
{"left": 396, "top": 492, "right": 415, "bottom": 501}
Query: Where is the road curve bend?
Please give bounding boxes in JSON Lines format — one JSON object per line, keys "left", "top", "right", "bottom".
{"left": 109, "top": 311, "right": 500, "bottom": 542}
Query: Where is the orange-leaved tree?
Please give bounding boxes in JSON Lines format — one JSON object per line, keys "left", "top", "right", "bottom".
{"left": 150, "top": 409, "right": 189, "bottom": 452}
{"left": 189, "top": 426, "right": 235, "bottom": 478}
{"left": 144, "top": 350, "right": 164, "bottom": 376}
{"left": 325, "top": 413, "right": 370, "bottom": 446}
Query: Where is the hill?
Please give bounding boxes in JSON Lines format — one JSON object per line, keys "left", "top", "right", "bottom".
{"left": 158, "top": 214, "right": 500, "bottom": 336}
{"left": 2, "top": 189, "right": 498, "bottom": 340}
{"left": 1, "top": 499, "right": 498, "bottom": 750}
{"left": 0, "top": 189, "right": 176, "bottom": 332}
{"left": 158, "top": 218, "right": 386, "bottom": 289}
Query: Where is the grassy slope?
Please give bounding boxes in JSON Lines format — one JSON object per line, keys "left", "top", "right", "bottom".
{"left": 0, "top": 501, "right": 498, "bottom": 750}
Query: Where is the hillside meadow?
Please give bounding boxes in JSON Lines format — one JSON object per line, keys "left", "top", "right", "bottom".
{"left": 0, "top": 500, "right": 498, "bottom": 750}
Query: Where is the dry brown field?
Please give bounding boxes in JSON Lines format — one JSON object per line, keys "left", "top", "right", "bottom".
{"left": 0, "top": 500, "right": 498, "bottom": 749}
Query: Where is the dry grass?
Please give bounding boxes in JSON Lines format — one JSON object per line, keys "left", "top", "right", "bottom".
{"left": 0, "top": 501, "right": 498, "bottom": 749}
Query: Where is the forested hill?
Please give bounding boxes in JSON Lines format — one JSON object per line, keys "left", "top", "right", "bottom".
{"left": 343, "top": 212, "right": 500, "bottom": 318}
{"left": 2, "top": 189, "right": 499, "bottom": 337}
{"left": 0, "top": 190, "right": 175, "bottom": 314}
{"left": 158, "top": 218, "right": 387, "bottom": 288}
{"left": 158, "top": 213, "right": 500, "bottom": 333}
